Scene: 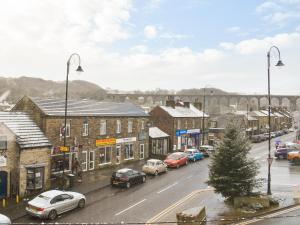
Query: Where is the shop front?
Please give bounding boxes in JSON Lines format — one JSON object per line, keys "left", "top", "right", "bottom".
{"left": 176, "top": 129, "right": 200, "bottom": 150}
{"left": 96, "top": 138, "right": 116, "bottom": 167}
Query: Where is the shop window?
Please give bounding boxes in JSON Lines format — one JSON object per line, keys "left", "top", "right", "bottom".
{"left": 125, "top": 144, "right": 134, "bottom": 159}
{"left": 100, "top": 120, "right": 107, "bottom": 135}
{"left": 83, "top": 122, "right": 89, "bottom": 136}
{"left": 0, "top": 136, "right": 7, "bottom": 150}
{"left": 26, "top": 167, "right": 44, "bottom": 190}
{"left": 99, "top": 147, "right": 112, "bottom": 164}
{"left": 51, "top": 153, "right": 70, "bottom": 174}
{"left": 116, "top": 120, "right": 121, "bottom": 133}
{"left": 128, "top": 120, "right": 133, "bottom": 133}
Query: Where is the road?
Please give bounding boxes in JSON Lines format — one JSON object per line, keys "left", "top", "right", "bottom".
{"left": 15, "top": 131, "right": 299, "bottom": 224}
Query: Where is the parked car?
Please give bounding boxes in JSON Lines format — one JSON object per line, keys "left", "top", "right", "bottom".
{"left": 287, "top": 151, "right": 300, "bottom": 162}
{"left": 164, "top": 152, "right": 188, "bottom": 168}
{"left": 26, "top": 190, "right": 86, "bottom": 220}
{"left": 274, "top": 148, "right": 296, "bottom": 159}
{"left": 0, "top": 214, "right": 11, "bottom": 225}
{"left": 185, "top": 149, "right": 203, "bottom": 162}
{"left": 111, "top": 168, "right": 146, "bottom": 188}
{"left": 142, "top": 159, "right": 167, "bottom": 175}
{"left": 199, "top": 145, "right": 214, "bottom": 154}
{"left": 251, "top": 135, "right": 262, "bottom": 143}
{"left": 199, "top": 148, "right": 210, "bottom": 157}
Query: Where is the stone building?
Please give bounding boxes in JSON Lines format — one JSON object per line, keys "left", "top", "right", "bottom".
{"left": 149, "top": 100, "right": 209, "bottom": 151}
{"left": 12, "top": 96, "right": 149, "bottom": 182}
{"left": 149, "top": 127, "right": 170, "bottom": 158}
{"left": 0, "top": 112, "right": 51, "bottom": 198}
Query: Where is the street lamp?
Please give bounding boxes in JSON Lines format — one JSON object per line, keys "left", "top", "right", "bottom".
{"left": 62, "top": 53, "right": 84, "bottom": 182}
{"left": 267, "top": 46, "right": 284, "bottom": 195}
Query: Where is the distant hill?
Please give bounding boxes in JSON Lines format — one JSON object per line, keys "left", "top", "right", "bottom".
{"left": 177, "top": 87, "right": 234, "bottom": 95}
{"left": 0, "top": 76, "right": 107, "bottom": 103}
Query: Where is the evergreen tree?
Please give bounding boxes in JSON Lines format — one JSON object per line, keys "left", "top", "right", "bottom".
{"left": 207, "top": 122, "right": 262, "bottom": 200}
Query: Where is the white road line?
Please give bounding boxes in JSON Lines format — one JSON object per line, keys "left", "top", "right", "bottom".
{"left": 157, "top": 182, "right": 178, "bottom": 194}
{"left": 115, "top": 199, "right": 147, "bottom": 216}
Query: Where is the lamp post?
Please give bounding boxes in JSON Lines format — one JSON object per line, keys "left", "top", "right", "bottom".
{"left": 267, "top": 46, "right": 284, "bottom": 195}
{"left": 62, "top": 53, "right": 83, "bottom": 181}
{"left": 202, "top": 87, "right": 206, "bottom": 145}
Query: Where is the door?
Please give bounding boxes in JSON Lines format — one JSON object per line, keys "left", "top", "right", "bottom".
{"left": 116, "top": 145, "right": 121, "bottom": 164}
{"left": 139, "top": 144, "right": 145, "bottom": 159}
{"left": 81, "top": 151, "right": 87, "bottom": 172}
{"left": 0, "top": 171, "right": 7, "bottom": 198}
{"left": 89, "top": 151, "right": 95, "bottom": 170}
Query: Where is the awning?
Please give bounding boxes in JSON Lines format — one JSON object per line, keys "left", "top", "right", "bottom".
{"left": 149, "top": 127, "right": 169, "bottom": 139}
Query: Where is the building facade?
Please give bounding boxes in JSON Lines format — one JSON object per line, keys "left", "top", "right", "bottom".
{"left": 0, "top": 112, "right": 51, "bottom": 198}
{"left": 149, "top": 100, "right": 209, "bottom": 151}
{"left": 12, "top": 96, "right": 149, "bottom": 184}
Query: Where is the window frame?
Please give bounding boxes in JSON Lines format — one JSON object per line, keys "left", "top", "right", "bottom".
{"left": 124, "top": 143, "right": 134, "bottom": 160}
{"left": 100, "top": 120, "right": 107, "bottom": 135}
{"left": 83, "top": 122, "right": 89, "bottom": 136}
{"left": 116, "top": 120, "right": 121, "bottom": 134}
{"left": 99, "top": 146, "right": 112, "bottom": 165}
{"left": 128, "top": 119, "right": 133, "bottom": 133}
{"left": 0, "top": 136, "right": 7, "bottom": 150}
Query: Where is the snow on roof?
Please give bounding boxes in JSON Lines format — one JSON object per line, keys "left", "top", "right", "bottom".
{"left": 251, "top": 111, "right": 268, "bottom": 117}
{"left": 149, "top": 127, "right": 169, "bottom": 138}
{"left": 0, "top": 112, "right": 51, "bottom": 149}
{"left": 160, "top": 104, "right": 209, "bottom": 118}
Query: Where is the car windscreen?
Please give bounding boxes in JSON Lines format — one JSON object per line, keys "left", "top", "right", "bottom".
{"left": 167, "top": 154, "right": 180, "bottom": 160}
{"left": 146, "top": 161, "right": 156, "bottom": 166}
{"left": 36, "top": 194, "right": 51, "bottom": 202}
{"left": 115, "top": 172, "right": 127, "bottom": 178}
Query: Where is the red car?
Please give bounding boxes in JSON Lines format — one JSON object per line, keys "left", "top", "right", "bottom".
{"left": 164, "top": 152, "right": 188, "bottom": 168}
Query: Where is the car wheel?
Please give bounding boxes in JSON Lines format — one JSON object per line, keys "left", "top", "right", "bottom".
{"left": 154, "top": 170, "right": 158, "bottom": 176}
{"left": 176, "top": 164, "right": 180, "bottom": 169}
{"left": 279, "top": 155, "right": 284, "bottom": 160}
{"left": 78, "top": 199, "right": 85, "bottom": 208}
{"left": 142, "top": 176, "right": 146, "bottom": 183}
{"left": 126, "top": 182, "right": 131, "bottom": 189}
{"left": 48, "top": 210, "right": 57, "bottom": 220}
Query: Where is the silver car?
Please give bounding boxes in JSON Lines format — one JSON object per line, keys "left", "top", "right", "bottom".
{"left": 0, "top": 214, "right": 11, "bottom": 225}
{"left": 26, "top": 190, "right": 86, "bottom": 220}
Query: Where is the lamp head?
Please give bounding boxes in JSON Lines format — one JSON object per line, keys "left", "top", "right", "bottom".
{"left": 275, "top": 60, "right": 284, "bottom": 67}
{"left": 76, "top": 65, "right": 84, "bottom": 72}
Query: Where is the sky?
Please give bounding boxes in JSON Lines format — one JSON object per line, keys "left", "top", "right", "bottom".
{"left": 0, "top": 0, "right": 299, "bottom": 95}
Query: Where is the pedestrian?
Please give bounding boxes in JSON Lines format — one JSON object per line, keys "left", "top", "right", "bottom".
{"left": 72, "top": 158, "right": 80, "bottom": 175}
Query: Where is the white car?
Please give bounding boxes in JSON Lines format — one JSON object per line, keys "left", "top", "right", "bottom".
{"left": 142, "top": 159, "right": 168, "bottom": 175}
{"left": 199, "top": 145, "right": 214, "bottom": 154}
{"left": 0, "top": 214, "right": 11, "bottom": 225}
{"left": 26, "top": 190, "right": 86, "bottom": 220}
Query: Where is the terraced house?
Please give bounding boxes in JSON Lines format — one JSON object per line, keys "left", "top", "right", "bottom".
{"left": 12, "top": 96, "right": 149, "bottom": 184}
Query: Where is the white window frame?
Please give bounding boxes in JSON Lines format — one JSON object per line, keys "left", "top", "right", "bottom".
{"left": 141, "top": 120, "right": 145, "bottom": 130}
{"left": 83, "top": 122, "right": 89, "bottom": 136}
{"left": 116, "top": 120, "right": 121, "bottom": 134}
{"left": 100, "top": 120, "right": 107, "bottom": 135}
{"left": 116, "top": 145, "right": 121, "bottom": 164}
{"left": 81, "top": 151, "right": 88, "bottom": 172}
{"left": 139, "top": 144, "right": 145, "bottom": 159}
{"left": 192, "top": 119, "right": 195, "bottom": 128}
{"left": 128, "top": 120, "right": 133, "bottom": 133}
{"left": 99, "top": 146, "right": 112, "bottom": 165}
{"left": 185, "top": 120, "right": 188, "bottom": 129}
{"left": 177, "top": 120, "right": 181, "bottom": 129}
{"left": 124, "top": 143, "right": 134, "bottom": 160}
{"left": 66, "top": 122, "right": 71, "bottom": 137}
{"left": 89, "top": 151, "right": 95, "bottom": 170}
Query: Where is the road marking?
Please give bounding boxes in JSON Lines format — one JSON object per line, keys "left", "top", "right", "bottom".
{"left": 147, "top": 188, "right": 214, "bottom": 225}
{"left": 235, "top": 204, "right": 300, "bottom": 224}
{"left": 115, "top": 199, "right": 147, "bottom": 216}
{"left": 157, "top": 182, "right": 178, "bottom": 194}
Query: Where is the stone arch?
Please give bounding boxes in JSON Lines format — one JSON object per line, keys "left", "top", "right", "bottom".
{"left": 282, "top": 98, "right": 290, "bottom": 110}
{"left": 249, "top": 98, "right": 259, "bottom": 111}
{"left": 271, "top": 98, "right": 280, "bottom": 107}
{"left": 237, "top": 97, "right": 248, "bottom": 110}
{"left": 229, "top": 97, "right": 238, "bottom": 110}
{"left": 208, "top": 97, "right": 219, "bottom": 114}
{"left": 259, "top": 97, "right": 268, "bottom": 109}
{"left": 219, "top": 97, "right": 229, "bottom": 114}
{"left": 125, "top": 96, "right": 131, "bottom": 102}
{"left": 138, "top": 96, "right": 145, "bottom": 104}
{"left": 146, "top": 96, "right": 154, "bottom": 105}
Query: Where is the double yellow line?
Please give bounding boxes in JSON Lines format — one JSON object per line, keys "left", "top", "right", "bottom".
{"left": 146, "top": 188, "right": 214, "bottom": 225}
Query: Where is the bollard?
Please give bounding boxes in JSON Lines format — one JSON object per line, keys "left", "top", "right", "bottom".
{"left": 2, "top": 198, "right": 6, "bottom": 208}
{"left": 16, "top": 195, "right": 19, "bottom": 204}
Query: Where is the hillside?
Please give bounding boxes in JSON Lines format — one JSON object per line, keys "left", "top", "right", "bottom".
{"left": 0, "top": 76, "right": 107, "bottom": 103}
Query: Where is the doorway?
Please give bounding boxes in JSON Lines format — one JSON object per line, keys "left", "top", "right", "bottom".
{"left": 0, "top": 171, "right": 8, "bottom": 198}
{"left": 81, "top": 151, "right": 87, "bottom": 172}
{"left": 89, "top": 151, "right": 95, "bottom": 170}
{"left": 116, "top": 145, "right": 121, "bottom": 164}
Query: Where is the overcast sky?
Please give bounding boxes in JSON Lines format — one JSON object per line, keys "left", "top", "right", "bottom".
{"left": 0, "top": 0, "right": 299, "bottom": 94}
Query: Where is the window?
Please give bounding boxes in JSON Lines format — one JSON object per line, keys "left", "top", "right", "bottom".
{"left": 192, "top": 119, "right": 195, "bottom": 128}
{"left": 141, "top": 120, "right": 145, "bottom": 130}
{"left": 128, "top": 120, "right": 133, "bottom": 133}
{"left": 177, "top": 120, "right": 181, "bottom": 129}
{"left": 83, "top": 122, "right": 89, "bottom": 136}
{"left": 51, "top": 153, "right": 70, "bottom": 173}
{"left": 0, "top": 136, "right": 7, "bottom": 150}
{"left": 99, "top": 146, "right": 112, "bottom": 164}
{"left": 139, "top": 144, "right": 145, "bottom": 159}
{"left": 100, "top": 120, "right": 107, "bottom": 135}
{"left": 26, "top": 167, "right": 44, "bottom": 190}
{"left": 65, "top": 122, "right": 71, "bottom": 137}
{"left": 125, "top": 144, "right": 134, "bottom": 160}
{"left": 185, "top": 120, "right": 188, "bottom": 129}
{"left": 116, "top": 120, "right": 121, "bottom": 133}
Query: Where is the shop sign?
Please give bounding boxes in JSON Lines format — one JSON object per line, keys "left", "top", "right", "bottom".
{"left": 0, "top": 156, "right": 6, "bottom": 167}
{"left": 138, "top": 132, "right": 148, "bottom": 141}
{"left": 176, "top": 130, "right": 187, "bottom": 136}
{"left": 60, "top": 146, "right": 69, "bottom": 152}
{"left": 96, "top": 138, "right": 116, "bottom": 146}
{"left": 187, "top": 129, "right": 200, "bottom": 134}
{"left": 116, "top": 137, "right": 137, "bottom": 144}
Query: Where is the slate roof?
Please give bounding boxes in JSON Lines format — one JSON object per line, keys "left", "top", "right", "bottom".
{"left": 160, "top": 104, "right": 209, "bottom": 118}
{"left": 0, "top": 112, "right": 51, "bottom": 149}
{"left": 30, "top": 98, "right": 148, "bottom": 117}
{"left": 149, "top": 127, "right": 169, "bottom": 138}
